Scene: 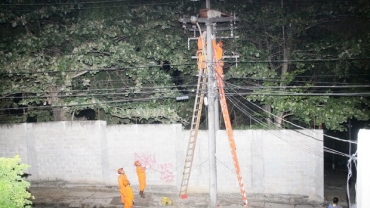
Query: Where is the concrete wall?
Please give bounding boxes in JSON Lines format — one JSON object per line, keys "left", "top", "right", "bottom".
{"left": 0, "top": 121, "right": 323, "bottom": 201}
{"left": 357, "top": 129, "right": 370, "bottom": 208}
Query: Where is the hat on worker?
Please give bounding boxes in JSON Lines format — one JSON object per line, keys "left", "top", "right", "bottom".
{"left": 117, "top": 168, "right": 124, "bottom": 174}
{"left": 134, "top": 161, "right": 140, "bottom": 166}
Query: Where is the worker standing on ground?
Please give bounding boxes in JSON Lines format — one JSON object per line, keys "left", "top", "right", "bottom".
{"left": 118, "top": 168, "right": 129, "bottom": 206}
{"left": 123, "top": 179, "right": 134, "bottom": 208}
{"left": 134, "top": 160, "right": 147, "bottom": 198}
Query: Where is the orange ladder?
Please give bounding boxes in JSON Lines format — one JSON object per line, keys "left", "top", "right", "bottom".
{"left": 214, "top": 60, "right": 249, "bottom": 206}
{"left": 180, "top": 34, "right": 248, "bottom": 206}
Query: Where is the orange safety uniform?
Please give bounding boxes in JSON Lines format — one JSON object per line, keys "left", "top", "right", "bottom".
{"left": 197, "top": 36, "right": 206, "bottom": 70}
{"left": 123, "top": 184, "right": 134, "bottom": 208}
{"left": 136, "top": 165, "right": 146, "bottom": 191}
{"left": 118, "top": 169, "right": 128, "bottom": 205}
{"left": 212, "top": 40, "right": 224, "bottom": 77}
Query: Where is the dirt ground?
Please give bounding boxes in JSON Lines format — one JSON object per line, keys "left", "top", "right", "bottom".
{"left": 324, "top": 163, "right": 356, "bottom": 208}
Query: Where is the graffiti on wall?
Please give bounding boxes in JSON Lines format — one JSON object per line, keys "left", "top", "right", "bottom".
{"left": 134, "top": 152, "right": 175, "bottom": 183}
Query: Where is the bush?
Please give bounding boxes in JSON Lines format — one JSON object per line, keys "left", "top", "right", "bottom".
{"left": 0, "top": 155, "right": 33, "bottom": 208}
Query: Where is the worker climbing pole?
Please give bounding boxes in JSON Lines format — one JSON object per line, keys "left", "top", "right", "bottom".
{"left": 178, "top": 3, "right": 247, "bottom": 206}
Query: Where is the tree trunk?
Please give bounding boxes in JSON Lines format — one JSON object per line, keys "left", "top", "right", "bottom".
{"left": 275, "top": 28, "right": 290, "bottom": 127}
{"left": 52, "top": 107, "right": 67, "bottom": 121}
{"left": 47, "top": 86, "right": 67, "bottom": 121}
{"left": 264, "top": 104, "right": 273, "bottom": 126}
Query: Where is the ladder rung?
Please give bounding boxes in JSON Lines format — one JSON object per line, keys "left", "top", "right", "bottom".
{"left": 179, "top": 71, "right": 205, "bottom": 197}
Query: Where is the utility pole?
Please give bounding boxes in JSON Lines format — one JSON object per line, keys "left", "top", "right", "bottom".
{"left": 206, "top": 0, "right": 217, "bottom": 207}
{"left": 205, "top": 0, "right": 219, "bottom": 131}
{"left": 178, "top": 2, "right": 240, "bottom": 206}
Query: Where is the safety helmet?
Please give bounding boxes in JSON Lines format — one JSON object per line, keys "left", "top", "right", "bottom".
{"left": 217, "top": 41, "right": 224, "bottom": 48}
{"left": 161, "top": 197, "right": 173, "bottom": 206}
{"left": 117, "top": 168, "right": 124, "bottom": 174}
{"left": 123, "top": 179, "right": 130, "bottom": 186}
{"left": 134, "top": 161, "right": 140, "bottom": 166}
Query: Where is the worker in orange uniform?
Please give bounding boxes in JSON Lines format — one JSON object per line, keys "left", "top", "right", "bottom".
{"left": 197, "top": 35, "right": 206, "bottom": 70}
{"left": 212, "top": 40, "right": 224, "bottom": 77}
{"left": 123, "top": 179, "right": 134, "bottom": 208}
{"left": 118, "top": 168, "right": 129, "bottom": 206}
{"left": 134, "top": 160, "right": 147, "bottom": 198}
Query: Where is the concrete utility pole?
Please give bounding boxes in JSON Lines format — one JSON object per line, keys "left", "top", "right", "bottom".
{"left": 206, "top": 0, "right": 217, "bottom": 207}
{"left": 178, "top": 2, "right": 239, "bottom": 206}
{"left": 212, "top": 0, "right": 219, "bottom": 131}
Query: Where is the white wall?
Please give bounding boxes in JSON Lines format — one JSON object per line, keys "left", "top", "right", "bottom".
{"left": 0, "top": 121, "right": 323, "bottom": 201}
{"left": 187, "top": 129, "right": 323, "bottom": 200}
{"left": 357, "top": 129, "right": 370, "bottom": 208}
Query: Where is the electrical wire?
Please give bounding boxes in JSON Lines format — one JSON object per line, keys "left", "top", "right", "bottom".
{"left": 0, "top": 95, "right": 177, "bottom": 111}
{"left": 225, "top": 82, "right": 359, "bottom": 144}
{"left": 228, "top": 85, "right": 370, "bottom": 90}
{"left": 223, "top": 80, "right": 359, "bottom": 159}
{"left": 225, "top": 90, "right": 324, "bottom": 157}
{"left": 0, "top": 86, "right": 198, "bottom": 99}
{"left": 0, "top": 1, "right": 184, "bottom": 12}
{"left": 2, "top": 56, "right": 370, "bottom": 75}
{"left": 0, "top": 0, "right": 182, "bottom": 6}
{"left": 0, "top": 0, "right": 362, "bottom": 7}
{"left": 227, "top": 92, "right": 370, "bottom": 97}
{"left": 0, "top": 74, "right": 359, "bottom": 159}
{"left": 1, "top": 76, "right": 369, "bottom": 99}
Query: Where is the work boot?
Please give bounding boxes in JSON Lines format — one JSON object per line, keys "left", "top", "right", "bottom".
{"left": 140, "top": 191, "right": 145, "bottom": 198}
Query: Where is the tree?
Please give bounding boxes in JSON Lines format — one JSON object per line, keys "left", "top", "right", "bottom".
{"left": 0, "top": 0, "right": 195, "bottom": 124}
{"left": 216, "top": 0, "right": 370, "bottom": 131}
{"left": 0, "top": 155, "right": 33, "bottom": 208}
{"left": 1, "top": 0, "right": 369, "bottom": 131}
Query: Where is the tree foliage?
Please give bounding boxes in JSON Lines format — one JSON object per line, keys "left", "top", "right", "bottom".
{"left": 0, "top": 155, "right": 33, "bottom": 208}
{"left": 0, "top": 0, "right": 194, "bottom": 124}
{"left": 0, "top": 0, "right": 369, "bottom": 131}
{"left": 215, "top": 0, "right": 370, "bottom": 131}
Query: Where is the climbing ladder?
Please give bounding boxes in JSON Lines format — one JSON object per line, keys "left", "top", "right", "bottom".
{"left": 214, "top": 64, "right": 249, "bottom": 206}
{"left": 179, "top": 25, "right": 247, "bottom": 206}
{"left": 179, "top": 67, "right": 207, "bottom": 198}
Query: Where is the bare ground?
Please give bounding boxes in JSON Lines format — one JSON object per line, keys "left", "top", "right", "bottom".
{"left": 324, "top": 164, "right": 356, "bottom": 208}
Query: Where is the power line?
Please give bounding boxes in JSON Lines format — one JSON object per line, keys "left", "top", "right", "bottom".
{"left": 2, "top": 85, "right": 370, "bottom": 100}
{"left": 224, "top": 82, "right": 355, "bottom": 158}
{"left": 0, "top": 75, "right": 361, "bottom": 158}
{"left": 2, "top": 56, "right": 370, "bottom": 75}
{"left": 0, "top": 0, "right": 181, "bottom": 6}
{"left": 2, "top": 78, "right": 370, "bottom": 101}
{"left": 0, "top": 95, "right": 177, "bottom": 111}
{"left": 0, "top": 0, "right": 185, "bottom": 12}
{"left": 0, "top": 0, "right": 361, "bottom": 7}
{"left": 224, "top": 81, "right": 370, "bottom": 96}
{"left": 234, "top": 57, "right": 370, "bottom": 63}
{"left": 227, "top": 92, "right": 370, "bottom": 96}
{"left": 238, "top": 77, "right": 370, "bottom": 86}
{"left": 0, "top": 89, "right": 188, "bottom": 99}
{"left": 7, "top": 81, "right": 370, "bottom": 94}
{"left": 231, "top": 85, "right": 370, "bottom": 89}
{"left": 226, "top": 83, "right": 358, "bottom": 144}
{"left": 226, "top": 89, "right": 324, "bottom": 157}
{"left": 0, "top": 64, "right": 195, "bottom": 75}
